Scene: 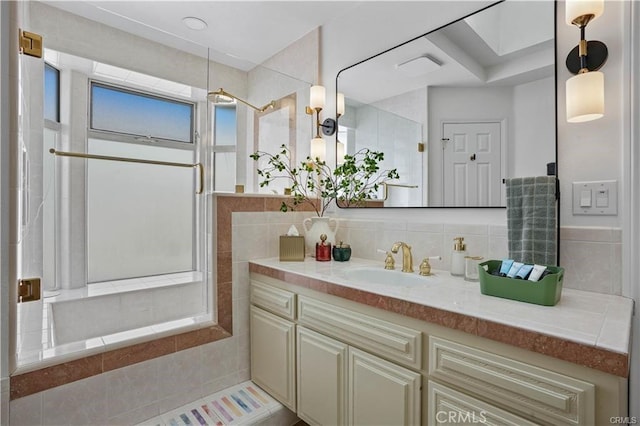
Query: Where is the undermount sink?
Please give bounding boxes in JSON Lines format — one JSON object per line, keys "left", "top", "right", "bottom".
{"left": 343, "top": 266, "right": 441, "bottom": 287}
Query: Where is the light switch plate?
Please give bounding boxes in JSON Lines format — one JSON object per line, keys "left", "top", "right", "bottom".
{"left": 580, "top": 189, "right": 592, "bottom": 207}
{"left": 572, "top": 180, "right": 617, "bottom": 215}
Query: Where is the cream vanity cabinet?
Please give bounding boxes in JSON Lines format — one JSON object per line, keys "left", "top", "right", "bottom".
{"left": 250, "top": 279, "right": 422, "bottom": 425}
{"left": 250, "top": 273, "right": 626, "bottom": 426}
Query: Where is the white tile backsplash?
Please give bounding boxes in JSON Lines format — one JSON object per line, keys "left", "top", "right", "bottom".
{"left": 337, "top": 217, "right": 621, "bottom": 296}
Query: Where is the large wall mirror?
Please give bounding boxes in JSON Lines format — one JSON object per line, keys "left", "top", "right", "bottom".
{"left": 336, "top": 0, "right": 556, "bottom": 208}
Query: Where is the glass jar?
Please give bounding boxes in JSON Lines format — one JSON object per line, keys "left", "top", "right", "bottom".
{"left": 464, "top": 256, "right": 483, "bottom": 282}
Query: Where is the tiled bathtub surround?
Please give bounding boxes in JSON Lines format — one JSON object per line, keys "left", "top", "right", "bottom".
{"left": 17, "top": 272, "right": 205, "bottom": 360}
{"left": 9, "top": 195, "right": 300, "bottom": 424}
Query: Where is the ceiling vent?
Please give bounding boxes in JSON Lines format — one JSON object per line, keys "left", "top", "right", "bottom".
{"left": 396, "top": 55, "right": 442, "bottom": 77}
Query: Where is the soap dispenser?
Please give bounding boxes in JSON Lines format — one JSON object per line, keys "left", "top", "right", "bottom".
{"left": 450, "top": 237, "right": 467, "bottom": 276}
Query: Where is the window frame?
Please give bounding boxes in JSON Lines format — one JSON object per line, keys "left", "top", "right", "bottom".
{"left": 88, "top": 80, "right": 197, "bottom": 150}
{"left": 212, "top": 103, "right": 238, "bottom": 192}
{"left": 44, "top": 62, "right": 61, "bottom": 127}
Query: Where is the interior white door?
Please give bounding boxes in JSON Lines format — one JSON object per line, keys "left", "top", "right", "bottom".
{"left": 442, "top": 122, "right": 501, "bottom": 206}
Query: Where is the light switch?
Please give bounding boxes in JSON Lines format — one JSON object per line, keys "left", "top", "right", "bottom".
{"left": 580, "top": 190, "right": 592, "bottom": 207}
{"left": 573, "top": 180, "right": 617, "bottom": 215}
{"left": 596, "top": 189, "right": 609, "bottom": 207}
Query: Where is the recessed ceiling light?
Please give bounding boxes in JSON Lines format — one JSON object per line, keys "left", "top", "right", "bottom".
{"left": 182, "top": 17, "right": 208, "bottom": 31}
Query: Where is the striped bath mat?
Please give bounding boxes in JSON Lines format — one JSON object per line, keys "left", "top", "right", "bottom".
{"left": 139, "top": 381, "right": 282, "bottom": 425}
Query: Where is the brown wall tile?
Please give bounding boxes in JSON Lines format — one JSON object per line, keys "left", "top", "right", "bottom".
{"left": 103, "top": 336, "right": 176, "bottom": 372}
{"left": 11, "top": 354, "right": 103, "bottom": 400}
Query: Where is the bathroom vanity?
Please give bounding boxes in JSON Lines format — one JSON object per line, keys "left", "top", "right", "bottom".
{"left": 248, "top": 257, "right": 631, "bottom": 425}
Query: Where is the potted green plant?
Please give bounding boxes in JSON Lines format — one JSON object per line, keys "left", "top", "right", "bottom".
{"left": 250, "top": 144, "right": 399, "bottom": 252}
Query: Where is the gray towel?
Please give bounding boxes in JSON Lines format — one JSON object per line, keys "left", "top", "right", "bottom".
{"left": 506, "top": 176, "right": 557, "bottom": 266}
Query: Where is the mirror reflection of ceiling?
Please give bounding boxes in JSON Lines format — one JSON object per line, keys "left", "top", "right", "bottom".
{"left": 341, "top": 1, "right": 554, "bottom": 105}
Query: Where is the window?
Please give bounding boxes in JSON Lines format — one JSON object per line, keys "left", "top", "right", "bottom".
{"left": 213, "top": 104, "right": 237, "bottom": 192}
{"left": 44, "top": 63, "right": 60, "bottom": 123}
{"left": 90, "top": 81, "right": 195, "bottom": 144}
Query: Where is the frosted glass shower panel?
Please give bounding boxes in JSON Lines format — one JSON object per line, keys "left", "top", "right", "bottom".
{"left": 87, "top": 139, "right": 194, "bottom": 282}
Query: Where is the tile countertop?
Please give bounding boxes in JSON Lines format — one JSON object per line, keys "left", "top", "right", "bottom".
{"left": 249, "top": 257, "right": 634, "bottom": 378}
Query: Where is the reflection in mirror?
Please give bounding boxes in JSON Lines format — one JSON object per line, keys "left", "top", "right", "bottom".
{"left": 339, "top": 100, "right": 423, "bottom": 206}
{"left": 210, "top": 66, "right": 311, "bottom": 195}
{"left": 254, "top": 93, "right": 298, "bottom": 195}
{"left": 337, "top": 0, "right": 556, "bottom": 207}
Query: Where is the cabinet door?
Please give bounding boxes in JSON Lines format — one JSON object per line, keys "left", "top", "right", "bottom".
{"left": 250, "top": 305, "right": 296, "bottom": 411}
{"left": 348, "top": 347, "right": 421, "bottom": 426}
{"left": 297, "top": 326, "right": 348, "bottom": 426}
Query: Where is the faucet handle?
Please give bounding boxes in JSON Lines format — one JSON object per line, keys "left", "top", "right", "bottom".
{"left": 419, "top": 256, "right": 442, "bottom": 276}
{"left": 419, "top": 258, "right": 432, "bottom": 276}
{"left": 384, "top": 252, "right": 395, "bottom": 270}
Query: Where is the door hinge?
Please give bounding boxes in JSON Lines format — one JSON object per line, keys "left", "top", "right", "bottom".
{"left": 18, "top": 278, "right": 41, "bottom": 303}
{"left": 417, "top": 143, "right": 425, "bottom": 153}
{"left": 19, "top": 29, "right": 43, "bottom": 58}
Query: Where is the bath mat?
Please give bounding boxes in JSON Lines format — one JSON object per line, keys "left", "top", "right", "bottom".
{"left": 138, "top": 381, "right": 282, "bottom": 425}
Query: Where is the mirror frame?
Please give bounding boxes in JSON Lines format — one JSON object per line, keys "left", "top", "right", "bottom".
{"left": 335, "top": 0, "right": 558, "bottom": 210}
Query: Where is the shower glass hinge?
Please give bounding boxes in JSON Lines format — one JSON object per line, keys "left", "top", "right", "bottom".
{"left": 18, "top": 278, "right": 41, "bottom": 303}
{"left": 19, "top": 29, "right": 43, "bottom": 58}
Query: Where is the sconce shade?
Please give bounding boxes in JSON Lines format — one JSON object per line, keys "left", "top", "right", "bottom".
{"left": 336, "top": 141, "right": 345, "bottom": 165}
{"left": 310, "top": 137, "right": 326, "bottom": 162}
{"left": 337, "top": 93, "right": 345, "bottom": 116}
{"left": 566, "top": 71, "right": 604, "bottom": 123}
{"left": 310, "top": 85, "right": 325, "bottom": 110}
{"left": 566, "top": 0, "right": 603, "bottom": 26}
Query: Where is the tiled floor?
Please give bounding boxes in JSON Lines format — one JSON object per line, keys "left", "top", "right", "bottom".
{"left": 138, "top": 381, "right": 298, "bottom": 426}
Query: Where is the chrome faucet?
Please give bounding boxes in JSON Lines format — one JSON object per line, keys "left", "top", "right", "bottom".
{"left": 391, "top": 242, "right": 414, "bottom": 273}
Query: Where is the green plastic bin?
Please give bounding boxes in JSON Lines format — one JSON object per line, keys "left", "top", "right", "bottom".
{"left": 478, "top": 260, "right": 564, "bottom": 306}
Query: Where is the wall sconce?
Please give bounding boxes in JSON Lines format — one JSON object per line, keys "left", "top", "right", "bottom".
{"left": 336, "top": 140, "right": 346, "bottom": 165}
{"left": 207, "top": 88, "right": 275, "bottom": 112}
{"left": 306, "top": 85, "right": 338, "bottom": 137}
{"left": 565, "top": 0, "right": 608, "bottom": 123}
{"left": 306, "top": 85, "right": 342, "bottom": 161}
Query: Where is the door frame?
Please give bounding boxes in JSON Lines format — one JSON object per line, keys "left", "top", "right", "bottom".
{"left": 440, "top": 118, "right": 508, "bottom": 206}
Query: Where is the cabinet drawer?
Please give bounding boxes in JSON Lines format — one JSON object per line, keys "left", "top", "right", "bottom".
{"left": 429, "top": 336, "right": 595, "bottom": 425}
{"left": 298, "top": 295, "right": 421, "bottom": 369}
{"left": 250, "top": 280, "right": 296, "bottom": 320}
{"left": 428, "top": 381, "right": 538, "bottom": 426}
